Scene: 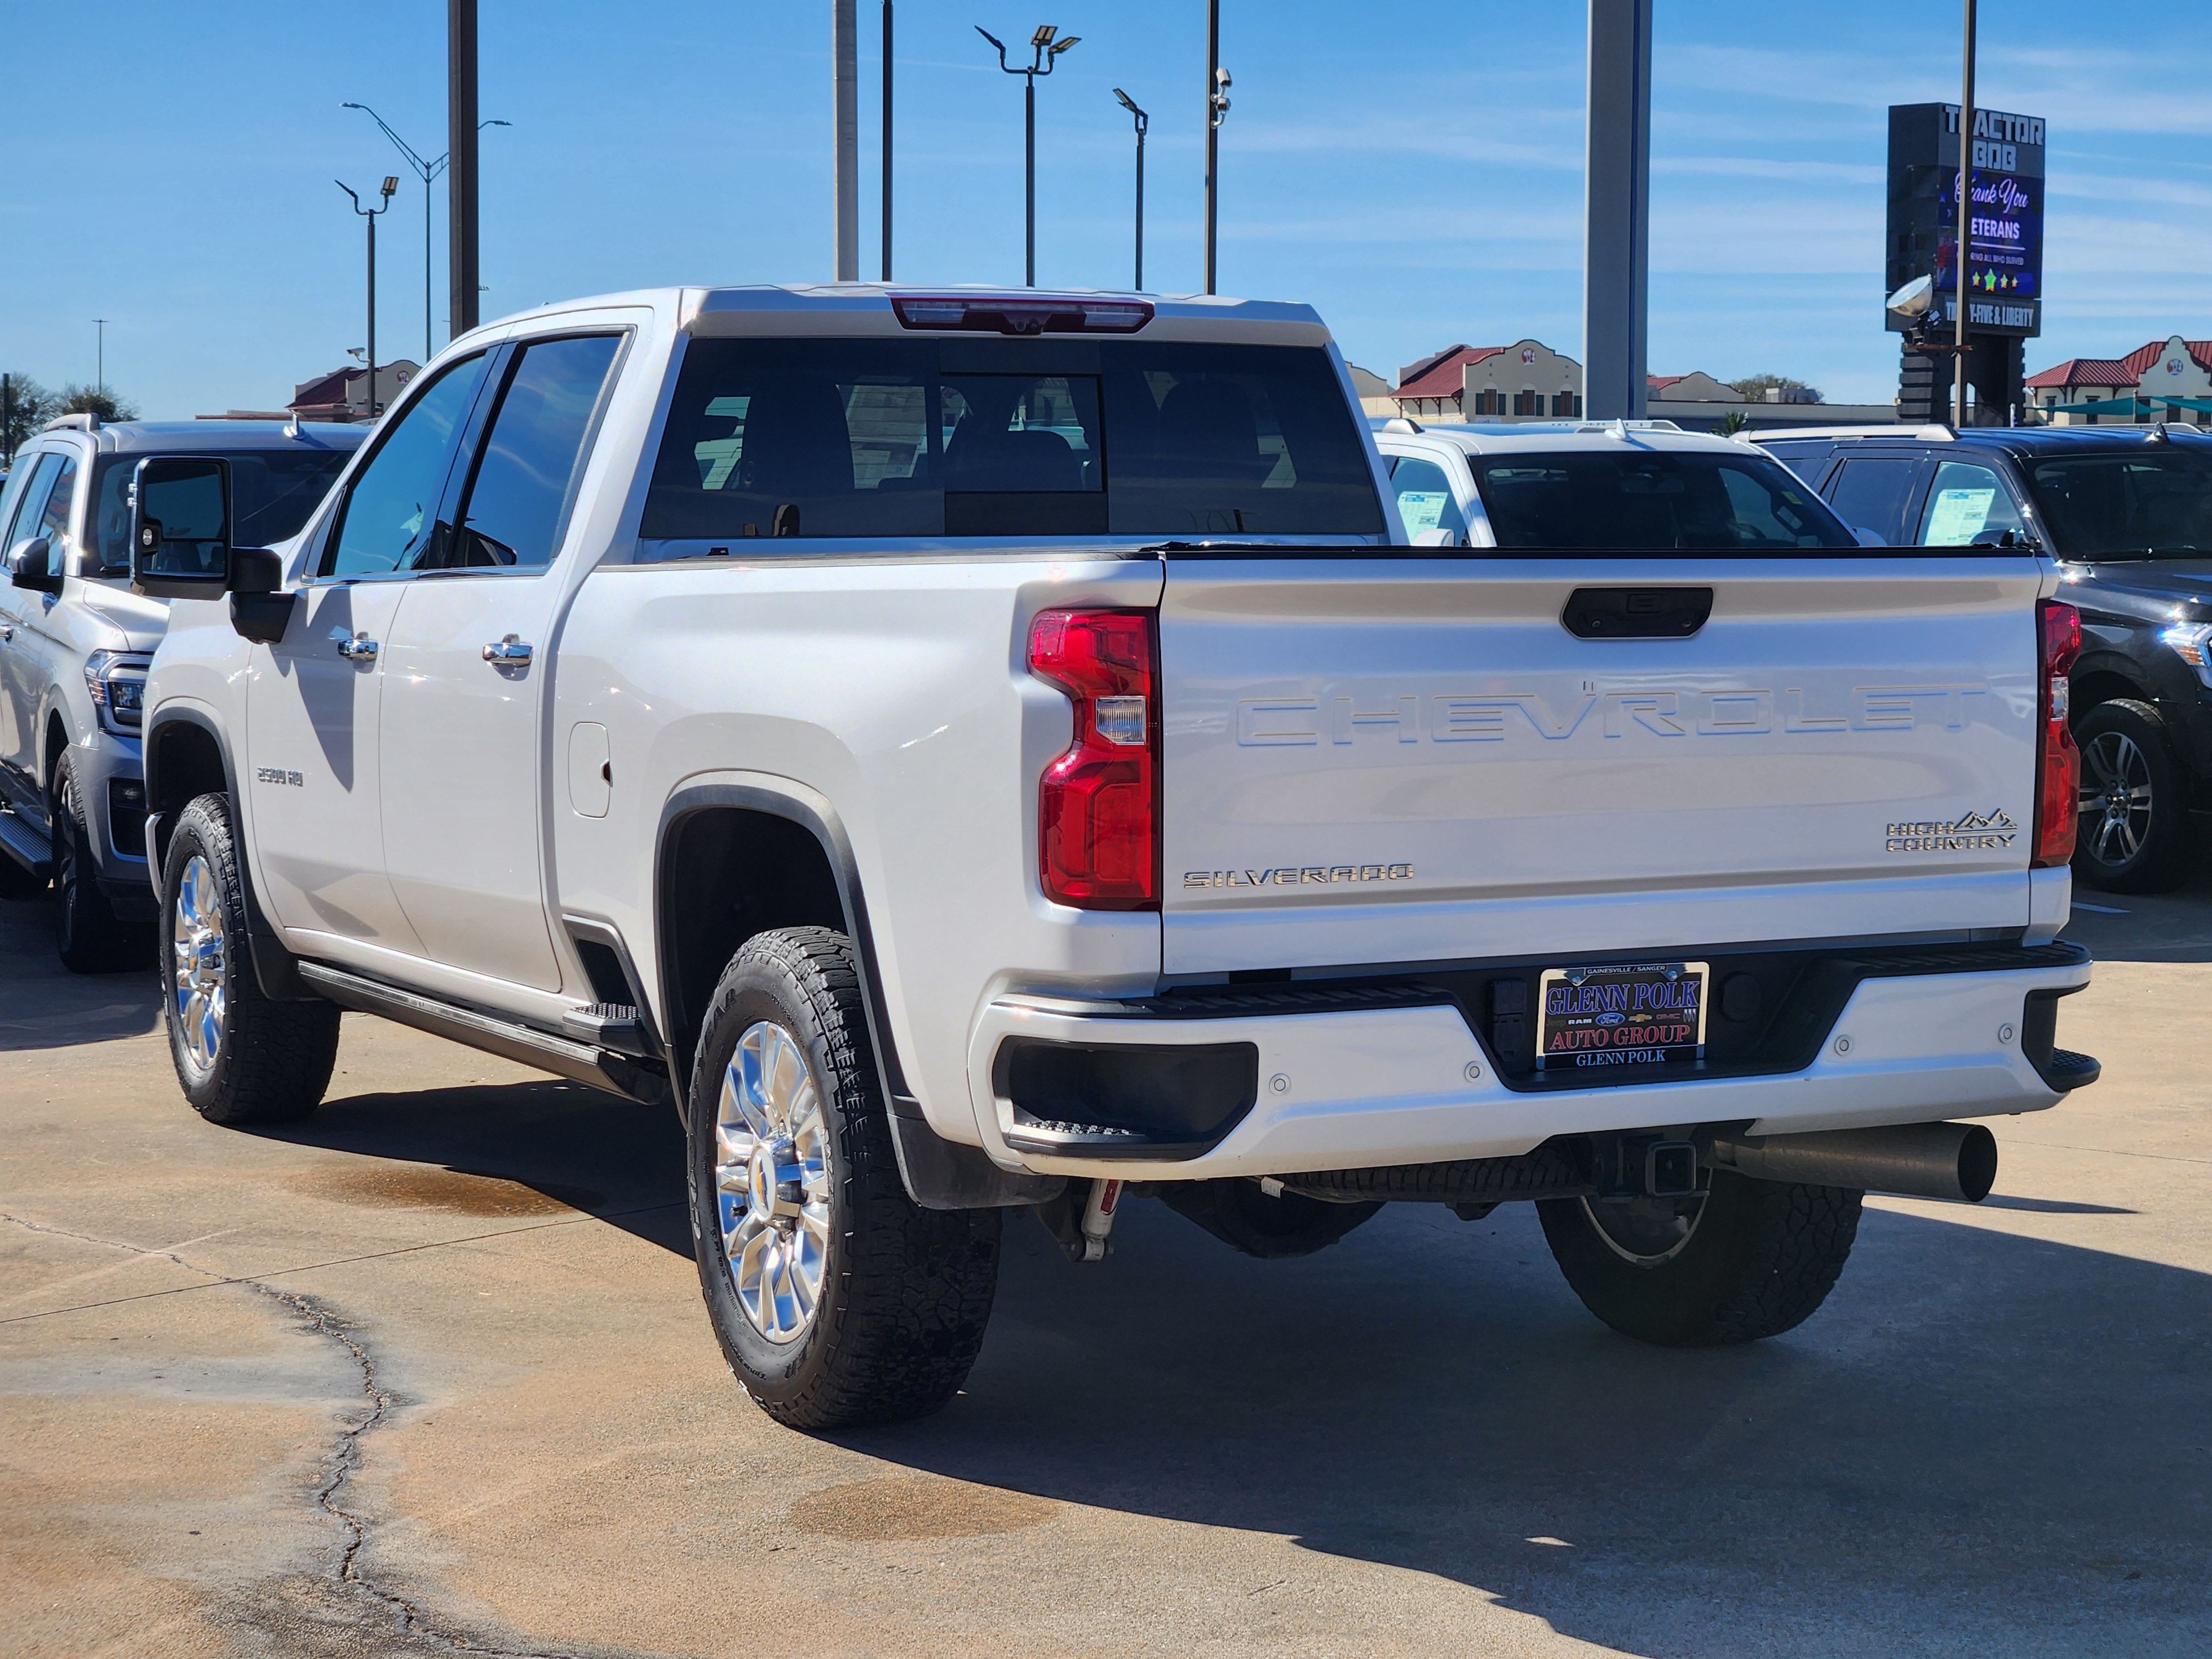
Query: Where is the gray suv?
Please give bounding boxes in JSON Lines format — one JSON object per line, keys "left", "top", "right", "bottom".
{"left": 0, "top": 415, "right": 362, "bottom": 968}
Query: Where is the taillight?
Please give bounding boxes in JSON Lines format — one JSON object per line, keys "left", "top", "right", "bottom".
{"left": 2034, "top": 597, "right": 2081, "bottom": 867}
{"left": 1027, "top": 609, "right": 1159, "bottom": 909}
{"left": 891, "top": 295, "right": 1153, "bottom": 335}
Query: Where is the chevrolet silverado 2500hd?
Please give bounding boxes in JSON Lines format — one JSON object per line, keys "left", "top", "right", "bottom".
{"left": 133, "top": 285, "right": 2099, "bottom": 1430}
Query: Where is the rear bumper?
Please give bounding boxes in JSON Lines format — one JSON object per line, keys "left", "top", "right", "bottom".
{"left": 965, "top": 954, "right": 2094, "bottom": 1182}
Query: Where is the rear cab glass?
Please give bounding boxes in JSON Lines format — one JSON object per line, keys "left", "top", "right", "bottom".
{"left": 641, "top": 338, "right": 1383, "bottom": 545}
{"left": 1468, "top": 448, "right": 1856, "bottom": 549}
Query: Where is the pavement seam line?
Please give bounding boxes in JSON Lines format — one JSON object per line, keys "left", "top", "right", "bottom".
{"left": 0, "top": 1201, "right": 684, "bottom": 1327}
{"left": 1, "top": 1208, "right": 589, "bottom": 1659}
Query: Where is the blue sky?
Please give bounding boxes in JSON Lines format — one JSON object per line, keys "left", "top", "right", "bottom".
{"left": 3, "top": 1, "right": 2207, "bottom": 418}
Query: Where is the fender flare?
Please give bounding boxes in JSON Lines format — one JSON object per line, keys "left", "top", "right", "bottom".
{"left": 141, "top": 704, "right": 314, "bottom": 1001}
{"left": 655, "top": 778, "right": 1060, "bottom": 1212}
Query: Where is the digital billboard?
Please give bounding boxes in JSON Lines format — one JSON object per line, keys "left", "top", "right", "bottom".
{"left": 1887, "top": 103, "right": 2046, "bottom": 337}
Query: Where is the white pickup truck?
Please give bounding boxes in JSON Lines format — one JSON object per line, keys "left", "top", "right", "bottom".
{"left": 135, "top": 285, "right": 2098, "bottom": 1430}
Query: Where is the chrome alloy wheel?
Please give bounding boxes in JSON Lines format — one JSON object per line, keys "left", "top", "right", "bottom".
{"left": 170, "top": 854, "right": 228, "bottom": 1072}
{"left": 2079, "top": 730, "right": 2154, "bottom": 867}
{"left": 1579, "top": 1193, "right": 1707, "bottom": 1266}
{"left": 714, "top": 1021, "right": 832, "bottom": 1344}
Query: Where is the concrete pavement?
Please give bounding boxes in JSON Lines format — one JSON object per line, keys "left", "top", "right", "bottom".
{"left": 3, "top": 884, "right": 2209, "bottom": 1658}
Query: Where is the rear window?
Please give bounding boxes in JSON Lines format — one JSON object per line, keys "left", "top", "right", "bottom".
{"left": 1470, "top": 449, "right": 1856, "bottom": 549}
{"left": 643, "top": 338, "right": 1383, "bottom": 542}
{"left": 89, "top": 447, "right": 352, "bottom": 572}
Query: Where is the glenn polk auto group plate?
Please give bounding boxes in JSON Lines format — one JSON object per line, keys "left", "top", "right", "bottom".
{"left": 1536, "top": 961, "right": 1708, "bottom": 1072}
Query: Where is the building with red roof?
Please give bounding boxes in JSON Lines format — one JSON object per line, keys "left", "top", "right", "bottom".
{"left": 2025, "top": 336, "right": 2212, "bottom": 424}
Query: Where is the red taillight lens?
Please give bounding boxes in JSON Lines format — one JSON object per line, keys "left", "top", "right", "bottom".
{"left": 2034, "top": 598, "right": 2081, "bottom": 868}
{"left": 1028, "top": 609, "right": 1159, "bottom": 909}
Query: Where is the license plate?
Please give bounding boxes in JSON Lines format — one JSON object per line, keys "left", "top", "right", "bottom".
{"left": 1536, "top": 961, "right": 1708, "bottom": 1073}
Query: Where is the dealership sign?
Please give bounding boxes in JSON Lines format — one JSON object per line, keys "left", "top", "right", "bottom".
{"left": 1887, "top": 102, "right": 2046, "bottom": 337}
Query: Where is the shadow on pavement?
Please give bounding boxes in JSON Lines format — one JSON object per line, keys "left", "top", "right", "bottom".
{"left": 0, "top": 895, "right": 160, "bottom": 1052}
{"left": 250, "top": 1081, "right": 691, "bottom": 1258}
{"left": 852, "top": 1196, "right": 2212, "bottom": 1656}
{"left": 2062, "top": 855, "right": 2212, "bottom": 964}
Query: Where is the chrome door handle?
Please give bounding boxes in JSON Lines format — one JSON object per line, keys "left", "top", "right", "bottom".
{"left": 0, "top": 624, "right": 12, "bottom": 643}
{"left": 481, "top": 634, "right": 533, "bottom": 665}
{"left": 335, "top": 632, "right": 379, "bottom": 662}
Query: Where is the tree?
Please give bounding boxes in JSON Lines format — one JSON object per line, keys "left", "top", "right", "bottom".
{"left": 1, "top": 372, "right": 55, "bottom": 460}
{"left": 1728, "top": 373, "right": 1822, "bottom": 405}
{"left": 1715, "top": 409, "right": 1750, "bottom": 437}
{"left": 53, "top": 383, "right": 139, "bottom": 422}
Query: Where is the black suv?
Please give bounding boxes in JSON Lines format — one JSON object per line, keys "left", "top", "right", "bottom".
{"left": 1754, "top": 423, "right": 2212, "bottom": 893}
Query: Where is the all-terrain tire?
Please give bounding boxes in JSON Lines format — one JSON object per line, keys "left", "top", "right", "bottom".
{"left": 160, "top": 793, "right": 340, "bottom": 1125}
{"left": 1160, "top": 1178, "right": 1384, "bottom": 1259}
{"left": 1538, "top": 1170, "right": 1863, "bottom": 1347}
{"left": 2073, "top": 698, "right": 2194, "bottom": 894}
{"left": 687, "top": 926, "right": 1000, "bottom": 1430}
{"left": 53, "top": 753, "right": 147, "bottom": 972}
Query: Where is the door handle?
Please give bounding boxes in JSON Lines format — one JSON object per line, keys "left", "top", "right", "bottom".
{"left": 481, "top": 634, "right": 533, "bottom": 665}
{"left": 0, "top": 624, "right": 12, "bottom": 643}
{"left": 335, "top": 632, "right": 379, "bottom": 662}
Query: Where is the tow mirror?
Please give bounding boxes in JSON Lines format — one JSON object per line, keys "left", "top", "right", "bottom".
{"left": 130, "top": 456, "right": 234, "bottom": 599}
{"left": 6, "top": 536, "right": 61, "bottom": 594}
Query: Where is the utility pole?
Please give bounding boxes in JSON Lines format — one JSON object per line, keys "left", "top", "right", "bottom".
{"left": 978, "top": 25, "right": 1080, "bottom": 288}
{"left": 1203, "top": 3, "right": 1229, "bottom": 295}
{"left": 340, "top": 179, "right": 398, "bottom": 416}
{"left": 1954, "top": 0, "right": 1978, "bottom": 427}
{"left": 1582, "top": 0, "right": 1652, "bottom": 420}
{"left": 834, "top": 0, "right": 860, "bottom": 280}
{"left": 881, "top": 0, "right": 894, "bottom": 281}
{"left": 1114, "top": 89, "right": 1149, "bottom": 290}
{"left": 448, "top": 0, "right": 481, "bottom": 341}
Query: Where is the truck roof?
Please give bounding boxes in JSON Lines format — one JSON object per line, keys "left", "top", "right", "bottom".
{"left": 460, "top": 283, "right": 1334, "bottom": 348}
{"left": 33, "top": 419, "right": 366, "bottom": 457}
{"left": 1370, "top": 416, "right": 1759, "bottom": 457}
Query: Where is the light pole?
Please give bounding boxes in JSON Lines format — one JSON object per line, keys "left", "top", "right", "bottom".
{"left": 1204, "top": 1, "right": 1230, "bottom": 295}
{"left": 881, "top": 0, "right": 894, "bottom": 281}
{"left": 1113, "top": 89, "right": 1149, "bottom": 290}
{"left": 977, "top": 23, "right": 1080, "bottom": 287}
{"left": 94, "top": 319, "right": 109, "bottom": 399}
{"left": 343, "top": 103, "right": 510, "bottom": 361}
{"left": 338, "top": 178, "right": 398, "bottom": 418}
{"left": 1954, "top": 0, "right": 1978, "bottom": 427}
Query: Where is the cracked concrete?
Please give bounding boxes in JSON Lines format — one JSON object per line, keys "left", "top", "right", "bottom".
{"left": 4, "top": 879, "right": 2212, "bottom": 1657}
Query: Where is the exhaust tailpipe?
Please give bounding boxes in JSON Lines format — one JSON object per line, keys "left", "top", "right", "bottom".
{"left": 1708, "top": 1122, "right": 1997, "bottom": 1203}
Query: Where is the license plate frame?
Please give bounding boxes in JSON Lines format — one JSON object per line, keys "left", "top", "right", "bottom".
{"left": 1536, "top": 960, "right": 1709, "bottom": 1074}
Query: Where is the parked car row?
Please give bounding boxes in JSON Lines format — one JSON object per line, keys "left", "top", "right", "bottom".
{"left": 4, "top": 283, "right": 2097, "bottom": 1432}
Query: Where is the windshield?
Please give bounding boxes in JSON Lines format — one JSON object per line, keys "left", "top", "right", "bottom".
{"left": 90, "top": 448, "right": 352, "bottom": 572}
{"left": 644, "top": 338, "right": 1383, "bottom": 541}
{"left": 1469, "top": 449, "right": 1857, "bottom": 549}
{"left": 2025, "top": 448, "right": 2212, "bottom": 557}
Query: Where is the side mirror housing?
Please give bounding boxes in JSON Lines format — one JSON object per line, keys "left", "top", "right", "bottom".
{"left": 131, "top": 456, "right": 234, "bottom": 599}
{"left": 6, "top": 536, "right": 62, "bottom": 594}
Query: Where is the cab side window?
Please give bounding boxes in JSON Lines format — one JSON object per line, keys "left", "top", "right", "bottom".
{"left": 441, "top": 335, "right": 624, "bottom": 568}
{"left": 323, "top": 353, "right": 491, "bottom": 577}
{"left": 2, "top": 453, "right": 63, "bottom": 550}
{"left": 1823, "top": 455, "right": 1919, "bottom": 545}
{"left": 1916, "top": 460, "right": 2028, "bottom": 546}
{"left": 1387, "top": 454, "right": 1469, "bottom": 542}
{"left": 34, "top": 454, "right": 79, "bottom": 556}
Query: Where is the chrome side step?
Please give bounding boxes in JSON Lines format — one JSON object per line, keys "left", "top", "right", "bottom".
{"left": 296, "top": 962, "right": 667, "bottom": 1106}
{"left": 0, "top": 806, "right": 53, "bottom": 880}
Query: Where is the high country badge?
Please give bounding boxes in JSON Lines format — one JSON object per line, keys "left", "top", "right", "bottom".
{"left": 1886, "top": 808, "right": 2016, "bottom": 853}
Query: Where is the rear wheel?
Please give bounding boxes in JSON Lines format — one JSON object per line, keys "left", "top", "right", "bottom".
{"left": 1538, "top": 1170, "right": 1862, "bottom": 1347}
{"left": 53, "top": 755, "right": 148, "bottom": 973}
{"left": 160, "top": 794, "right": 340, "bottom": 1125}
{"left": 2074, "top": 699, "right": 2193, "bottom": 894}
{"left": 687, "top": 926, "right": 1000, "bottom": 1430}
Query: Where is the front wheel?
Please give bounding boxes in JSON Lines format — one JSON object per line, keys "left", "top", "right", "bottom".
{"left": 687, "top": 926, "right": 1001, "bottom": 1430}
{"left": 2074, "top": 699, "right": 2194, "bottom": 894}
{"left": 160, "top": 794, "right": 340, "bottom": 1125}
{"left": 1538, "top": 1170, "right": 1862, "bottom": 1347}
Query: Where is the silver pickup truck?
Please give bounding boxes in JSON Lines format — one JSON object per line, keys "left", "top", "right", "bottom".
{"left": 134, "top": 285, "right": 2097, "bottom": 1431}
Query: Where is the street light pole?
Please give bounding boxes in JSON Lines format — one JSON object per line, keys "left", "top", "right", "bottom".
{"left": 94, "top": 319, "right": 109, "bottom": 398}
{"left": 1204, "top": 11, "right": 1232, "bottom": 295}
{"left": 449, "top": 0, "right": 480, "bottom": 341}
{"left": 1954, "top": 0, "right": 1978, "bottom": 427}
{"left": 344, "top": 103, "right": 511, "bottom": 362}
{"left": 881, "top": 0, "right": 894, "bottom": 280}
{"left": 1114, "top": 89, "right": 1149, "bottom": 290}
{"left": 339, "top": 179, "right": 398, "bottom": 417}
{"left": 977, "top": 24, "right": 1080, "bottom": 288}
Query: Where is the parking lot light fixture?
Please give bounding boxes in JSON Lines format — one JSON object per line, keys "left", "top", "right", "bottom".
{"left": 337, "top": 180, "right": 394, "bottom": 417}
{"left": 1113, "top": 88, "right": 1149, "bottom": 290}
{"left": 343, "top": 102, "right": 511, "bottom": 361}
{"left": 978, "top": 22, "right": 1079, "bottom": 287}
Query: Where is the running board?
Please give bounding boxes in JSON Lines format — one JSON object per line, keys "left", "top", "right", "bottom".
{"left": 0, "top": 806, "right": 53, "bottom": 880}
{"left": 296, "top": 962, "right": 667, "bottom": 1107}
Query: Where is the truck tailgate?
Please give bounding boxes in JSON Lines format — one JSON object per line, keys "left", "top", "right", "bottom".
{"left": 1159, "top": 552, "right": 2051, "bottom": 976}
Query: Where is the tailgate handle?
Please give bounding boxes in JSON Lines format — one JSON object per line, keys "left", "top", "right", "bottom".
{"left": 1562, "top": 586, "right": 1713, "bottom": 639}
